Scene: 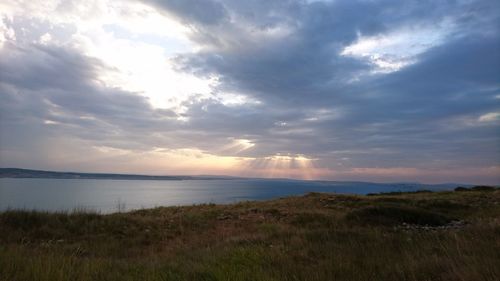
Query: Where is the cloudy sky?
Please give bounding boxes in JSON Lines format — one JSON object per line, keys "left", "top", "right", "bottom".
{"left": 0, "top": 0, "right": 499, "bottom": 184}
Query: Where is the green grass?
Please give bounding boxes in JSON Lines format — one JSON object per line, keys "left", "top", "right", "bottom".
{"left": 1, "top": 189, "right": 499, "bottom": 280}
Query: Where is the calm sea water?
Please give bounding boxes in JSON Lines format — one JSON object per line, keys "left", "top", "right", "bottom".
{"left": 0, "top": 178, "right": 452, "bottom": 213}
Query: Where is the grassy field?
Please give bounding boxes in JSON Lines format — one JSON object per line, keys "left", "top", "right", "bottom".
{"left": 1, "top": 187, "right": 499, "bottom": 281}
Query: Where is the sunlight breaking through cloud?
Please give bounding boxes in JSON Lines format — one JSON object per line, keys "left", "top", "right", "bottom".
{"left": 245, "top": 154, "right": 320, "bottom": 180}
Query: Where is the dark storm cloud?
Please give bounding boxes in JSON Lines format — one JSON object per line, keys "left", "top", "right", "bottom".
{"left": 0, "top": 40, "right": 264, "bottom": 157}
{"left": 168, "top": 0, "right": 467, "bottom": 119}
{"left": 143, "top": 0, "right": 229, "bottom": 25}
{"left": 0, "top": 42, "right": 178, "bottom": 152}
{"left": 157, "top": 0, "right": 500, "bottom": 172}
{"left": 0, "top": 44, "right": 149, "bottom": 120}
{"left": 171, "top": 0, "right": 499, "bottom": 106}
{"left": 0, "top": 44, "right": 98, "bottom": 91}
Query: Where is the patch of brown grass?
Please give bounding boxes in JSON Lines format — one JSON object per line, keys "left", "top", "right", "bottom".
{"left": 1, "top": 189, "right": 499, "bottom": 280}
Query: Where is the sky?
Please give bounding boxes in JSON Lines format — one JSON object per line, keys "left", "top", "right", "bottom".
{"left": 0, "top": 0, "right": 499, "bottom": 184}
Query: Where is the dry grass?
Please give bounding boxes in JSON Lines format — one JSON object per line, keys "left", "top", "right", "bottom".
{"left": 1, "top": 189, "right": 499, "bottom": 280}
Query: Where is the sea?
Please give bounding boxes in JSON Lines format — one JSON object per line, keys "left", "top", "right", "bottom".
{"left": 0, "top": 178, "right": 457, "bottom": 213}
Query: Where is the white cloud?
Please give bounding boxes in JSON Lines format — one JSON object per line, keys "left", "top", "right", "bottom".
{"left": 478, "top": 112, "right": 500, "bottom": 122}
{"left": 341, "top": 22, "right": 455, "bottom": 73}
{"left": 83, "top": 29, "right": 215, "bottom": 109}
{"left": 0, "top": 17, "right": 15, "bottom": 47}
{"left": 216, "top": 92, "right": 261, "bottom": 107}
{"left": 38, "top": 32, "right": 52, "bottom": 44}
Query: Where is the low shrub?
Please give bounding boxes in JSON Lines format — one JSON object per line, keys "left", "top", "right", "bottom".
{"left": 346, "top": 206, "right": 454, "bottom": 226}
{"left": 418, "top": 200, "right": 469, "bottom": 211}
{"left": 471, "top": 186, "right": 496, "bottom": 191}
{"left": 367, "top": 190, "right": 433, "bottom": 196}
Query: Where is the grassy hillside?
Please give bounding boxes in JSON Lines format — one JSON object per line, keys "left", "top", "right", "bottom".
{"left": 1, "top": 188, "right": 499, "bottom": 281}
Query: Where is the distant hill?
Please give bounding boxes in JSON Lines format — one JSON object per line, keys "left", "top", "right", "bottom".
{"left": 0, "top": 168, "right": 234, "bottom": 181}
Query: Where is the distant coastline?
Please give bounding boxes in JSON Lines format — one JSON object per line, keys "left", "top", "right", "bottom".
{"left": 0, "top": 168, "right": 237, "bottom": 181}
{"left": 0, "top": 167, "right": 477, "bottom": 188}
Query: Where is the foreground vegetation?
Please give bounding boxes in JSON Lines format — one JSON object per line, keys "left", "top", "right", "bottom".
{"left": 1, "top": 187, "right": 499, "bottom": 281}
